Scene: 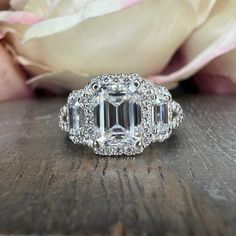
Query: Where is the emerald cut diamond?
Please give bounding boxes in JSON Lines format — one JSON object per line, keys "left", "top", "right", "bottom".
{"left": 153, "top": 104, "right": 169, "bottom": 124}
{"left": 69, "top": 105, "right": 82, "bottom": 130}
{"left": 93, "top": 85, "right": 142, "bottom": 149}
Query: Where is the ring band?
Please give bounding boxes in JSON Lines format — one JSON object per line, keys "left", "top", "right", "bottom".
{"left": 59, "top": 73, "right": 183, "bottom": 156}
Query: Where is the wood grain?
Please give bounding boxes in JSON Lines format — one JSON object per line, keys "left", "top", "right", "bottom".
{"left": 0, "top": 96, "right": 235, "bottom": 236}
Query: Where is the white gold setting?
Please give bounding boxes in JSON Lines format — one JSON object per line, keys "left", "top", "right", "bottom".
{"left": 59, "top": 74, "right": 183, "bottom": 156}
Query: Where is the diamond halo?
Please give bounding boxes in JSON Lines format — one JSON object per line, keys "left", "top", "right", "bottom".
{"left": 59, "top": 74, "right": 183, "bottom": 156}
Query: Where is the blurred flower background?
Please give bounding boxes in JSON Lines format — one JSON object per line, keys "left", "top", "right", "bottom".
{"left": 0, "top": 0, "right": 236, "bottom": 101}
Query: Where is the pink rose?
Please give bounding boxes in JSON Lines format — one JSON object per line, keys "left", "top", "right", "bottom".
{"left": 0, "top": 41, "right": 32, "bottom": 100}
{"left": 0, "top": 0, "right": 236, "bottom": 101}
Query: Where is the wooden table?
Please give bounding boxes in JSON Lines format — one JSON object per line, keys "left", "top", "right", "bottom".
{"left": 0, "top": 96, "right": 235, "bottom": 236}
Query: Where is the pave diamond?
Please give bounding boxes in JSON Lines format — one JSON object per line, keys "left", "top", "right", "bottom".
{"left": 59, "top": 73, "right": 183, "bottom": 156}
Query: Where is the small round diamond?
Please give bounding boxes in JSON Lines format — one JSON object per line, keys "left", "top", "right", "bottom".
{"left": 59, "top": 74, "right": 183, "bottom": 156}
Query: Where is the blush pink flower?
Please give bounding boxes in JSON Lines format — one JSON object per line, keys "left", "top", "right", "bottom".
{"left": 0, "top": 42, "right": 32, "bottom": 100}
{"left": 0, "top": 0, "right": 236, "bottom": 101}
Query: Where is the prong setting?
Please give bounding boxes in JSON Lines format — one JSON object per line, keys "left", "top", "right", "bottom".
{"left": 59, "top": 74, "right": 183, "bottom": 156}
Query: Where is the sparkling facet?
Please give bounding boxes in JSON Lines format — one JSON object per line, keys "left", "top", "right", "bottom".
{"left": 153, "top": 103, "right": 169, "bottom": 124}
{"left": 59, "top": 74, "right": 183, "bottom": 156}
{"left": 93, "top": 82, "right": 142, "bottom": 148}
{"left": 68, "top": 103, "right": 84, "bottom": 132}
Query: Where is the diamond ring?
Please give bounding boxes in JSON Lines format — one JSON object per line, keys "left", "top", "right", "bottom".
{"left": 59, "top": 73, "right": 183, "bottom": 156}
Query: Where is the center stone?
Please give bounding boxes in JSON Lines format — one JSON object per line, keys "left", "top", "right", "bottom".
{"left": 94, "top": 84, "right": 142, "bottom": 147}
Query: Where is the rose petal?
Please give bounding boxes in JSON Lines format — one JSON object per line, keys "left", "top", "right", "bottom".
{"left": 0, "top": 43, "right": 32, "bottom": 101}
{"left": 24, "top": 0, "right": 52, "bottom": 17}
{"left": 150, "top": 0, "right": 236, "bottom": 86}
{"left": 150, "top": 20, "right": 236, "bottom": 84}
{"left": 10, "top": 0, "right": 28, "bottom": 10}
{"left": 194, "top": 49, "right": 236, "bottom": 94}
{"left": 194, "top": 74, "right": 236, "bottom": 95}
{"left": 23, "top": 0, "right": 142, "bottom": 42}
{"left": 27, "top": 0, "right": 143, "bottom": 18}
{"left": 200, "top": 49, "right": 236, "bottom": 84}
{"left": 0, "top": 11, "right": 43, "bottom": 25}
{"left": 27, "top": 70, "right": 179, "bottom": 93}
{"left": 2, "top": 0, "right": 222, "bottom": 93}
{"left": 27, "top": 71, "right": 90, "bottom": 94}
{"left": 14, "top": 0, "right": 197, "bottom": 83}
{"left": 187, "top": 0, "right": 217, "bottom": 26}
